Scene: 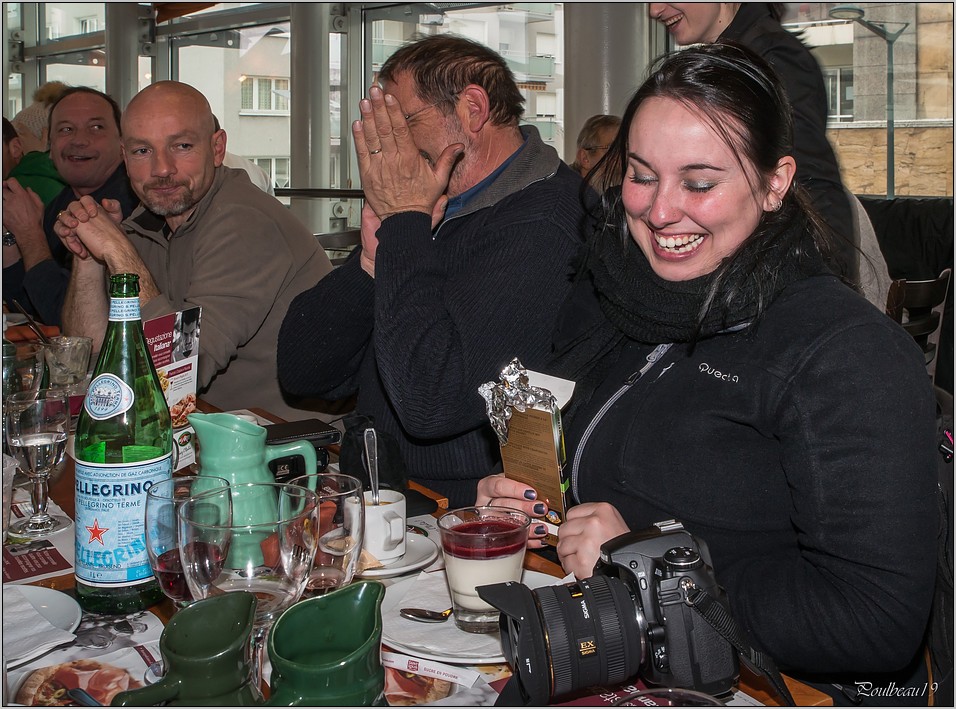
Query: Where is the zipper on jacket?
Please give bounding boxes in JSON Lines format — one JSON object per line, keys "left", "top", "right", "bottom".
{"left": 570, "top": 343, "right": 673, "bottom": 502}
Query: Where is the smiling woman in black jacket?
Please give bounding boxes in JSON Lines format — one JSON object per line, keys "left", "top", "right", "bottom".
{"left": 476, "top": 44, "right": 937, "bottom": 705}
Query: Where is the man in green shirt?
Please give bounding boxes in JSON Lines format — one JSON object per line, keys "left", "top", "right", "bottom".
{"left": 2, "top": 117, "right": 66, "bottom": 205}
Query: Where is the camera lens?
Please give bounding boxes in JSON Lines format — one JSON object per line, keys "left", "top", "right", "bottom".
{"left": 480, "top": 575, "right": 645, "bottom": 704}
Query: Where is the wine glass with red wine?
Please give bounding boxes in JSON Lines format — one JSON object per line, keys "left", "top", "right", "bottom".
{"left": 144, "top": 475, "right": 231, "bottom": 682}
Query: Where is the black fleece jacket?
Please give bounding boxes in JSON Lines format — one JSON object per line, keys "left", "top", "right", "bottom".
{"left": 278, "top": 127, "right": 591, "bottom": 507}
{"left": 562, "top": 272, "right": 936, "bottom": 684}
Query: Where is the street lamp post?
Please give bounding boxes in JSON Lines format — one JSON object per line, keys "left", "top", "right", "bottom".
{"left": 829, "top": 5, "right": 909, "bottom": 198}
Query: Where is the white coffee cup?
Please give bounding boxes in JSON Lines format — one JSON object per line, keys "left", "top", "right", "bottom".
{"left": 363, "top": 489, "right": 406, "bottom": 562}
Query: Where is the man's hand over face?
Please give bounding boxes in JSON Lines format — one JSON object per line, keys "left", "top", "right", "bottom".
{"left": 352, "top": 85, "right": 462, "bottom": 221}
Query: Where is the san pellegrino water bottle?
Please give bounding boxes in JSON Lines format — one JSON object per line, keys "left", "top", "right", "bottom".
{"left": 74, "top": 273, "right": 172, "bottom": 613}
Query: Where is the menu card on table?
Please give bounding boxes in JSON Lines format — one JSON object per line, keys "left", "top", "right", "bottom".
{"left": 143, "top": 306, "right": 201, "bottom": 472}
{"left": 2, "top": 487, "right": 74, "bottom": 584}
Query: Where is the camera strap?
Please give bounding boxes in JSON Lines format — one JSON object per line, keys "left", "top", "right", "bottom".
{"left": 685, "top": 587, "right": 796, "bottom": 706}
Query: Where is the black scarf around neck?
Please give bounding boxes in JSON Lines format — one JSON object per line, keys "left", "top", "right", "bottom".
{"left": 587, "top": 210, "right": 826, "bottom": 345}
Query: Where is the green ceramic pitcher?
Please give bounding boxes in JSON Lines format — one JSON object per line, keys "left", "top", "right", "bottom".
{"left": 188, "top": 413, "right": 319, "bottom": 511}
{"left": 111, "top": 592, "right": 261, "bottom": 706}
{"left": 188, "top": 412, "right": 318, "bottom": 566}
{"left": 266, "top": 580, "right": 387, "bottom": 706}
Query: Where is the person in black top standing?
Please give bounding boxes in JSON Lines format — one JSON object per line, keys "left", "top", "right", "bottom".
{"left": 649, "top": 3, "right": 857, "bottom": 287}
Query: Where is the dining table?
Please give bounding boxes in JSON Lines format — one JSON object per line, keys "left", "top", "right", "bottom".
{"left": 2, "top": 398, "right": 832, "bottom": 707}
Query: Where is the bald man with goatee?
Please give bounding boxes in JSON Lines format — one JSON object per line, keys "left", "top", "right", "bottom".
{"left": 55, "top": 81, "right": 333, "bottom": 421}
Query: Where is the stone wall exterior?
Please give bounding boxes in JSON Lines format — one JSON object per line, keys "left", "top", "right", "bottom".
{"left": 830, "top": 125, "right": 954, "bottom": 197}
{"left": 916, "top": 3, "right": 954, "bottom": 120}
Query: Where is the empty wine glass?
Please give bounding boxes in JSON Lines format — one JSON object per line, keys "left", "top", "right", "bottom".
{"left": 178, "top": 481, "right": 319, "bottom": 690}
{"left": 2, "top": 342, "right": 44, "bottom": 460}
{"left": 289, "top": 473, "right": 364, "bottom": 597}
{"left": 4, "top": 389, "right": 71, "bottom": 537}
{"left": 143, "top": 475, "right": 231, "bottom": 684}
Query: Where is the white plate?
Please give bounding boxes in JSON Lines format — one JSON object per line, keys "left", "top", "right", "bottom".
{"left": 358, "top": 533, "right": 439, "bottom": 579}
{"left": 5, "top": 586, "right": 82, "bottom": 668}
{"left": 381, "top": 569, "right": 562, "bottom": 665}
{"left": 17, "top": 585, "right": 82, "bottom": 634}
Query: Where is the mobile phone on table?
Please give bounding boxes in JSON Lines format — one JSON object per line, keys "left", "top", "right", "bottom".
{"left": 265, "top": 418, "right": 341, "bottom": 482}
{"left": 263, "top": 418, "right": 342, "bottom": 448}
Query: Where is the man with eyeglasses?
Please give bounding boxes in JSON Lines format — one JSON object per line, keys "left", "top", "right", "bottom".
{"left": 279, "top": 34, "right": 593, "bottom": 507}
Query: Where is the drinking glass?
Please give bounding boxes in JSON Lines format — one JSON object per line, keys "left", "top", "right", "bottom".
{"left": 178, "top": 481, "right": 319, "bottom": 689}
{"left": 40, "top": 336, "right": 93, "bottom": 391}
{"left": 146, "top": 475, "right": 233, "bottom": 607}
{"left": 438, "top": 506, "right": 531, "bottom": 633}
{"left": 1, "top": 342, "right": 43, "bottom": 397}
{"left": 2, "top": 342, "right": 44, "bottom": 459}
{"left": 143, "top": 475, "right": 231, "bottom": 684}
{"left": 288, "top": 473, "right": 364, "bottom": 596}
{"left": 4, "top": 389, "right": 71, "bottom": 537}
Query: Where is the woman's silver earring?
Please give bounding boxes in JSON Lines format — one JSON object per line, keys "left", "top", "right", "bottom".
{"left": 770, "top": 198, "right": 783, "bottom": 212}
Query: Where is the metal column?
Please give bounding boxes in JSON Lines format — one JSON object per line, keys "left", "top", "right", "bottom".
{"left": 290, "top": 3, "right": 333, "bottom": 232}
{"left": 563, "top": 3, "right": 665, "bottom": 161}
{"left": 105, "top": 3, "right": 146, "bottom": 109}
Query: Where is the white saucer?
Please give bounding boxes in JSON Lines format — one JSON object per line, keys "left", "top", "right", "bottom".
{"left": 381, "top": 569, "right": 562, "bottom": 665}
{"left": 358, "top": 533, "right": 439, "bottom": 579}
{"left": 17, "top": 585, "right": 82, "bottom": 634}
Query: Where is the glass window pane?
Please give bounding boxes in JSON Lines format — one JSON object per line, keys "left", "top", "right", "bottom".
{"left": 257, "top": 78, "right": 271, "bottom": 111}
{"left": 41, "top": 3, "right": 106, "bottom": 43}
{"left": 174, "top": 22, "right": 294, "bottom": 202}
{"left": 275, "top": 78, "right": 290, "bottom": 112}
{"left": 367, "top": 3, "right": 564, "bottom": 154}
{"left": 44, "top": 59, "right": 106, "bottom": 92}
{"left": 6, "top": 2, "right": 20, "bottom": 33}
{"left": 275, "top": 158, "right": 290, "bottom": 188}
{"left": 241, "top": 77, "right": 254, "bottom": 110}
{"left": 783, "top": 2, "right": 952, "bottom": 197}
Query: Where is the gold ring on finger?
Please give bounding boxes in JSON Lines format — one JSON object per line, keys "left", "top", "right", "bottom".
{"left": 369, "top": 149, "right": 382, "bottom": 155}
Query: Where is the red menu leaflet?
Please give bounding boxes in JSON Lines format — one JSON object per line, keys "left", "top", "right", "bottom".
{"left": 142, "top": 307, "right": 201, "bottom": 471}
{"left": 3, "top": 536, "right": 71, "bottom": 582}
{"left": 2, "top": 491, "right": 74, "bottom": 583}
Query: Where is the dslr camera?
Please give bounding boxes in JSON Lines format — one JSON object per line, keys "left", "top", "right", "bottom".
{"left": 477, "top": 520, "right": 739, "bottom": 705}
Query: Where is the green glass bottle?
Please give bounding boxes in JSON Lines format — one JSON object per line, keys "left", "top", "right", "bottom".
{"left": 74, "top": 273, "right": 172, "bottom": 613}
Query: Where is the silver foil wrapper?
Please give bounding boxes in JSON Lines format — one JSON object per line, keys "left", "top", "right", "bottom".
{"left": 479, "top": 358, "right": 557, "bottom": 445}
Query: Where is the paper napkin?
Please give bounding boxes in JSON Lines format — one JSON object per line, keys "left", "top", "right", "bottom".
{"left": 2, "top": 585, "right": 77, "bottom": 666}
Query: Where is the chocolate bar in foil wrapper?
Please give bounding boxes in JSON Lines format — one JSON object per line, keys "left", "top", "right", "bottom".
{"left": 479, "top": 358, "right": 571, "bottom": 543}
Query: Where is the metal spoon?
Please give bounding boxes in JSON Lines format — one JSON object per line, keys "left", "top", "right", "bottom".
{"left": 364, "top": 427, "right": 380, "bottom": 505}
{"left": 400, "top": 606, "right": 453, "bottom": 623}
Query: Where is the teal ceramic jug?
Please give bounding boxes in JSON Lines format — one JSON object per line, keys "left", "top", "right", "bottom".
{"left": 188, "top": 412, "right": 318, "bottom": 528}
{"left": 111, "top": 592, "right": 260, "bottom": 706}
{"left": 266, "top": 580, "right": 387, "bottom": 706}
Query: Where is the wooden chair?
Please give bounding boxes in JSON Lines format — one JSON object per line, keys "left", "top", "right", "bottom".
{"left": 886, "top": 268, "right": 952, "bottom": 380}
